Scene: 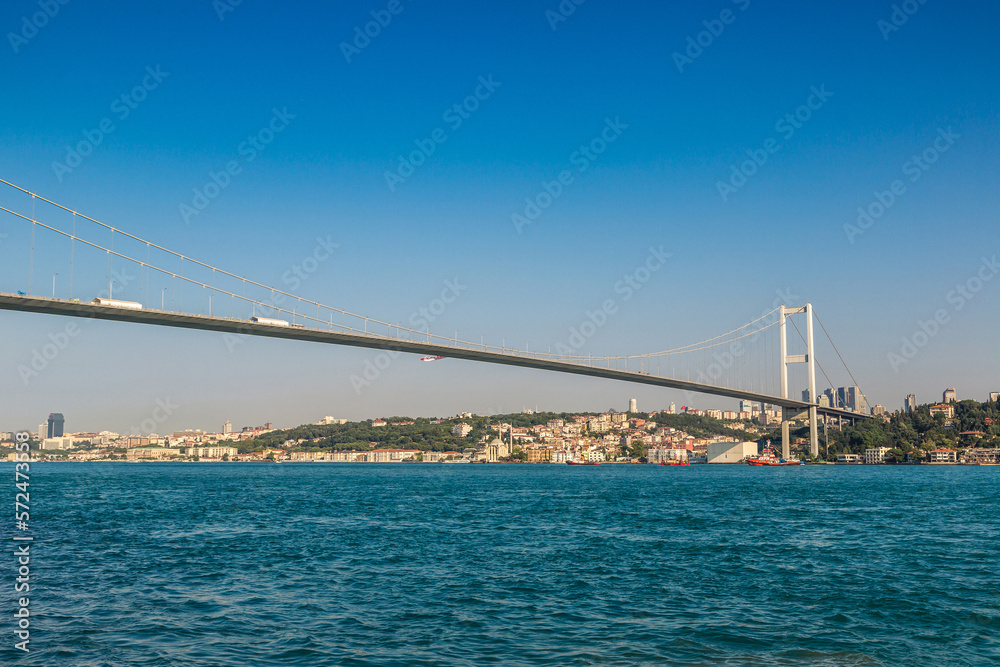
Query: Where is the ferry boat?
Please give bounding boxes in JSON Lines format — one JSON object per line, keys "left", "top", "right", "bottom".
{"left": 567, "top": 460, "right": 600, "bottom": 466}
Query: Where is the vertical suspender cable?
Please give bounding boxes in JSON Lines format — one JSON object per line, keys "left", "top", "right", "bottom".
{"left": 69, "top": 212, "right": 75, "bottom": 299}
{"left": 29, "top": 195, "right": 35, "bottom": 295}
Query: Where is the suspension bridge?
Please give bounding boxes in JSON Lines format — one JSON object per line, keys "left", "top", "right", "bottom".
{"left": 0, "top": 178, "right": 869, "bottom": 458}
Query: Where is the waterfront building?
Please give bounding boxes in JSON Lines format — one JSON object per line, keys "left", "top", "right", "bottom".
{"left": 864, "top": 447, "right": 891, "bottom": 464}
{"left": 836, "top": 453, "right": 861, "bottom": 463}
{"left": 706, "top": 441, "right": 757, "bottom": 464}
{"left": 927, "top": 448, "right": 957, "bottom": 464}
{"left": 943, "top": 388, "right": 957, "bottom": 403}
{"left": 188, "top": 446, "right": 238, "bottom": 458}
{"left": 526, "top": 448, "right": 551, "bottom": 463}
{"left": 126, "top": 446, "right": 181, "bottom": 460}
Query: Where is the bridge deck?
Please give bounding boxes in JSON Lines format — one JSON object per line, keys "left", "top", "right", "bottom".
{"left": 0, "top": 293, "right": 863, "bottom": 419}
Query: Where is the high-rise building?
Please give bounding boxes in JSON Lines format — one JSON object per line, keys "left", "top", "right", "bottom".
{"left": 48, "top": 413, "right": 65, "bottom": 438}
{"left": 838, "top": 387, "right": 866, "bottom": 413}
{"left": 223, "top": 420, "right": 232, "bottom": 435}
{"left": 990, "top": 392, "right": 1000, "bottom": 403}
{"left": 668, "top": 402, "right": 676, "bottom": 414}
{"left": 823, "top": 388, "right": 836, "bottom": 409}
{"left": 943, "top": 388, "right": 957, "bottom": 403}
{"left": 871, "top": 405, "right": 887, "bottom": 416}
{"left": 818, "top": 394, "right": 830, "bottom": 408}
{"left": 905, "top": 394, "right": 917, "bottom": 412}
{"left": 38, "top": 423, "right": 46, "bottom": 441}
{"left": 739, "top": 400, "right": 753, "bottom": 413}
{"left": 628, "top": 398, "right": 637, "bottom": 413}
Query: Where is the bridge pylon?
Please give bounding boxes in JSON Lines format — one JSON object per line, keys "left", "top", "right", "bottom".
{"left": 779, "top": 304, "right": 818, "bottom": 460}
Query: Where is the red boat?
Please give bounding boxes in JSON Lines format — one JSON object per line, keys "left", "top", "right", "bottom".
{"left": 746, "top": 456, "right": 801, "bottom": 466}
{"left": 745, "top": 440, "right": 802, "bottom": 466}
{"left": 659, "top": 459, "right": 689, "bottom": 466}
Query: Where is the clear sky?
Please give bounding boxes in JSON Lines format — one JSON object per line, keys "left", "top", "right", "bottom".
{"left": 1, "top": 0, "right": 998, "bottom": 435}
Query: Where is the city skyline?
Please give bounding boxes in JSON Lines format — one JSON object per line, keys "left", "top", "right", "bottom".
{"left": 2, "top": 1, "right": 998, "bottom": 434}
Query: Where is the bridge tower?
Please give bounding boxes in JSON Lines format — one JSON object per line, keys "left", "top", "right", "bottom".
{"left": 779, "top": 303, "right": 819, "bottom": 460}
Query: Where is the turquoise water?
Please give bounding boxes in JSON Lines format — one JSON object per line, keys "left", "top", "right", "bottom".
{"left": 5, "top": 462, "right": 999, "bottom": 665}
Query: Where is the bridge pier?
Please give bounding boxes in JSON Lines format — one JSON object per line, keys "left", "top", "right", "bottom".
{"left": 780, "top": 409, "right": 790, "bottom": 460}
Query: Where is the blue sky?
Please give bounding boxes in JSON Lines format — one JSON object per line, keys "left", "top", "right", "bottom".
{"left": 1, "top": 0, "right": 998, "bottom": 435}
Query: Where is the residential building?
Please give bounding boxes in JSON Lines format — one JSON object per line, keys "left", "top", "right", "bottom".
{"left": 927, "top": 448, "right": 957, "bottom": 464}
{"left": 871, "top": 405, "right": 887, "bottom": 416}
{"left": 668, "top": 402, "right": 676, "bottom": 414}
{"left": 739, "top": 400, "right": 753, "bottom": 414}
{"left": 127, "top": 447, "right": 181, "bottom": 460}
{"left": 372, "top": 419, "right": 387, "bottom": 427}
{"left": 905, "top": 394, "right": 917, "bottom": 412}
{"left": 366, "top": 448, "right": 420, "bottom": 462}
{"left": 864, "top": 447, "right": 891, "bottom": 464}
{"left": 989, "top": 392, "right": 1000, "bottom": 403}
{"left": 836, "top": 453, "right": 861, "bottom": 463}
{"left": 526, "top": 448, "right": 551, "bottom": 463}
{"left": 929, "top": 404, "right": 955, "bottom": 419}
{"left": 187, "top": 446, "right": 238, "bottom": 458}
{"left": 706, "top": 409, "right": 723, "bottom": 420}
{"left": 943, "top": 388, "right": 957, "bottom": 403}
{"left": 223, "top": 420, "right": 233, "bottom": 435}
{"left": 451, "top": 423, "right": 472, "bottom": 438}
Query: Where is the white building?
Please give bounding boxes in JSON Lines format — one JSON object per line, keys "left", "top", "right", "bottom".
{"left": 223, "top": 420, "right": 232, "bottom": 435}
{"left": 707, "top": 441, "right": 757, "bottom": 464}
{"left": 40, "top": 437, "right": 74, "bottom": 450}
{"left": 628, "top": 398, "right": 637, "bottom": 413}
{"left": 864, "top": 447, "right": 891, "bottom": 464}
{"left": 836, "top": 453, "right": 861, "bottom": 463}
{"left": 188, "top": 446, "right": 238, "bottom": 458}
{"left": 451, "top": 423, "right": 472, "bottom": 438}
